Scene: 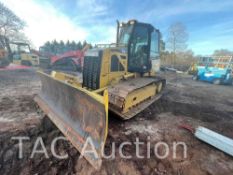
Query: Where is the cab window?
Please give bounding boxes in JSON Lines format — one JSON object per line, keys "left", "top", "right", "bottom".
{"left": 111, "top": 55, "right": 124, "bottom": 72}
{"left": 128, "top": 25, "right": 149, "bottom": 72}
{"left": 150, "top": 31, "right": 159, "bottom": 59}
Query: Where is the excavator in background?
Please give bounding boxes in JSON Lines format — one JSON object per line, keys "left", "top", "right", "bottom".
{"left": 0, "top": 42, "right": 39, "bottom": 67}
{"left": 35, "top": 20, "right": 166, "bottom": 169}
{"left": 51, "top": 44, "right": 90, "bottom": 71}
{"left": 38, "top": 44, "right": 90, "bottom": 71}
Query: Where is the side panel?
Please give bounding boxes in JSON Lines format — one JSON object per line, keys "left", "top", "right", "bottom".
{"left": 106, "top": 50, "right": 127, "bottom": 86}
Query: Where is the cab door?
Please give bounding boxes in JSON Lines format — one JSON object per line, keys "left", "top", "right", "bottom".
{"left": 128, "top": 24, "right": 150, "bottom": 73}
{"left": 150, "top": 30, "right": 160, "bottom": 73}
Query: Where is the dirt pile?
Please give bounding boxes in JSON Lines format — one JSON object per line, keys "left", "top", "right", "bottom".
{"left": 0, "top": 116, "right": 80, "bottom": 175}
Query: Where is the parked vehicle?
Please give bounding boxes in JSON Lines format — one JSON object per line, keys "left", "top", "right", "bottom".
{"left": 193, "top": 66, "right": 232, "bottom": 85}
{"left": 0, "top": 42, "right": 39, "bottom": 67}
{"left": 38, "top": 44, "right": 89, "bottom": 71}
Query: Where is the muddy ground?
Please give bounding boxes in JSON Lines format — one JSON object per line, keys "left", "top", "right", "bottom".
{"left": 0, "top": 69, "right": 232, "bottom": 175}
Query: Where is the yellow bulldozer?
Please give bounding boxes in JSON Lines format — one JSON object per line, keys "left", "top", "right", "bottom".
{"left": 0, "top": 42, "right": 39, "bottom": 67}
{"left": 10, "top": 42, "right": 39, "bottom": 66}
{"left": 35, "top": 20, "right": 166, "bottom": 169}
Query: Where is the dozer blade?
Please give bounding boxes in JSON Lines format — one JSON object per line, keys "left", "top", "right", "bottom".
{"left": 35, "top": 72, "right": 108, "bottom": 170}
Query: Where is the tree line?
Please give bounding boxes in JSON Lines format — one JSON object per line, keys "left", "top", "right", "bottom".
{"left": 40, "top": 40, "right": 92, "bottom": 55}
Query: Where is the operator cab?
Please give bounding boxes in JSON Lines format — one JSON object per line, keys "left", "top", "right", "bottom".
{"left": 9, "top": 42, "right": 31, "bottom": 60}
{"left": 117, "top": 20, "right": 160, "bottom": 73}
{"left": 10, "top": 42, "right": 30, "bottom": 54}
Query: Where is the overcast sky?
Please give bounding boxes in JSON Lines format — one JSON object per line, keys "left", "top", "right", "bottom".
{"left": 1, "top": 0, "right": 233, "bottom": 55}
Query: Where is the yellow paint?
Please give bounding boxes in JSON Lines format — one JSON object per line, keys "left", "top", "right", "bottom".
{"left": 51, "top": 71, "right": 82, "bottom": 87}
{"left": 103, "top": 90, "right": 109, "bottom": 145}
{"left": 99, "top": 47, "right": 128, "bottom": 88}
{"left": 40, "top": 71, "right": 106, "bottom": 104}
{"left": 12, "top": 59, "right": 21, "bottom": 65}
{"left": 12, "top": 53, "right": 39, "bottom": 66}
{"left": 122, "top": 83, "right": 157, "bottom": 113}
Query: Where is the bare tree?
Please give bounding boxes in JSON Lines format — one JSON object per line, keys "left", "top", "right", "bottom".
{"left": 167, "top": 22, "right": 188, "bottom": 66}
{"left": 167, "top": 22, "right": 188, "bottom": 52}
{"left": 0, "top": 2, "right": 26, "bottom": 49}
